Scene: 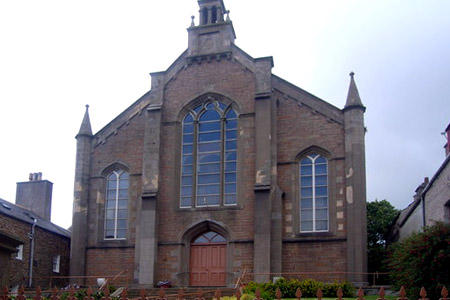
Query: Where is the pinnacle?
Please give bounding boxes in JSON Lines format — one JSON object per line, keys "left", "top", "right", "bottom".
{"left": 77, "top": 104, "right": 93, "bottom": 137}
{"left": 345, "top": 72, "right": 365, "bottom": 111}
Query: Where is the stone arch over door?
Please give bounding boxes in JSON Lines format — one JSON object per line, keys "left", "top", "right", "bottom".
{"left": 178, "top": 220, "right": 232, "bottom": 287}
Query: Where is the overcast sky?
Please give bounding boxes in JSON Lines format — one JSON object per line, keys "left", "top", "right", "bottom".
{"left": 1, "top": 1, "right": 449, "bottom": 229}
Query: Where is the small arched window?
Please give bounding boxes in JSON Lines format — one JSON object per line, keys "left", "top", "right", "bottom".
{"left": 105, "top": 170, "right": 128, "bottom": 239}
{"left": 180, "top": 101, "right": 237, "bottom": 208}
{"left": 299, "top": 154, "right": 328, "bottom": 232}
{"left": 202, "top": 7, "right": 209, "bottom": 25}
{"left": 211, "top": 6, "right": 218, "bottom": 23}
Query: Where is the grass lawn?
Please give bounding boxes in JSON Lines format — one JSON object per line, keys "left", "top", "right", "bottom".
{"left": 290, "top": 296, "right": 397, "bottom": 300}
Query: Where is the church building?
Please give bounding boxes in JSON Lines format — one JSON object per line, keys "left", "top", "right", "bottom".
{"left": 71, "top": 0, "right": 368, "bottom": 287}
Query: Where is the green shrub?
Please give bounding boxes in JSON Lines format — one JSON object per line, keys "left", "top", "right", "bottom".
{"left": 243, "top": 278, "right": 354, "bottom": 300}
{"left": 60, "top": 286, "right": 115, "bottom": 300}
{"left": 386, "top": 222, "right": 450, "bottom": 300}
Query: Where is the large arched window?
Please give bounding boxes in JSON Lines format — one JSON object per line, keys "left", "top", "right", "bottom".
{"left": 299, "top": 154, "right": 328, "bottom": 232}
{"left": 180, "top": 101, "right": 237, "bottom": 208}
{"left": 105, "top": 170, "right": 128, "bottom": 239}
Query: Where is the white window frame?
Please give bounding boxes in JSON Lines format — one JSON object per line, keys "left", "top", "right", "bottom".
{"left": 52, "top": 255, "right": 60, "bottom": 273}
{"left": 15, "top": 244, "right": 23, "bottom": 260}
{"left": 299, "top": 154, "right": 329, "bottom": 233}
{"left": 104, "top": 170, "right": 128, "bottom": 240}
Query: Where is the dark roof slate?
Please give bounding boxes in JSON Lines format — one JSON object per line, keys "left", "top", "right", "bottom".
{"left": 0, "top": 198, "right": 71, "bottom": 238}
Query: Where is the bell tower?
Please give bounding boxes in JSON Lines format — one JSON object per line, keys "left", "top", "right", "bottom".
{"left": 187, "top": 0, "right": 236, "bottom": 57}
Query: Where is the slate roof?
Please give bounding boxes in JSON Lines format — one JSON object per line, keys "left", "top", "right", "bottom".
{"left": 0, "top": 198, "right": 71, "bottom": 238}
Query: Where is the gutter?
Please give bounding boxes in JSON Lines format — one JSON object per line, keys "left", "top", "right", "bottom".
{"left": 28, "top": 217, "right": 37, "bottom": 287}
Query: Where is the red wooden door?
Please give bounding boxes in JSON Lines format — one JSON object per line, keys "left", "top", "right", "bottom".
{"left": 190, "top": 232, "right": 226, "bottom": 286}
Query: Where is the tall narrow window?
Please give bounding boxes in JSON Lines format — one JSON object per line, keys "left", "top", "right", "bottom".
{"left": 211, "top": 6, "right": 218, "bottom": 23}
{"left": 299, "top": 154, "right": 328, "bottom": 232}
{"left": 52, "top": 255, "right": 60, "bottom": 273}
{"left": 105, "top": 170, "right": 128, "bottom": 239}
{"left": 180, "top": 101, "right": 237, "bottom": 208}
{"left": 202, "top": 7, "right": 208, "bottom": 25}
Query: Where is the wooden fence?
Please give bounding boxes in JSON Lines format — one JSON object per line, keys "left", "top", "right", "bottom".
{"left": 1, "top": 285, "right": 448, "bottom": 300}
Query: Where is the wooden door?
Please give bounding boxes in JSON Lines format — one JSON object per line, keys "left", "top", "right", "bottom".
{"left": 190, "top": 232, "right": 226, "bottom": 286}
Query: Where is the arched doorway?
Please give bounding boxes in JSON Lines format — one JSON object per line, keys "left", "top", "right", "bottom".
{"left": 190, "top": 231, "right": 226, "bottom": 286}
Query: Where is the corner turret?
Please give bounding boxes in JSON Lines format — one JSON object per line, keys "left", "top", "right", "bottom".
{"left": 343, "top": 72, "right": 368, "bottom": 285}
{"left": 71, "top": 104, "right": 93, "bottom": 284}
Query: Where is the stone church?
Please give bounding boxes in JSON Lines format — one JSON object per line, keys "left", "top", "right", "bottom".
{"left": 71, "top": 0, "right": 368, "bottom": 287}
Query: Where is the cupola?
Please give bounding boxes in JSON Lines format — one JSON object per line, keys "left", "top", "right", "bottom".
{"left": 187, "top": 0, "right": 236, "bottom": 58}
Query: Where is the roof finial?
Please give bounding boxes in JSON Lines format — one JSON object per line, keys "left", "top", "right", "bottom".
{"left": 349, "top": 71, "right": 355, "bottom": 78}
{"left": 226, "top": 10, "right": 230, "bottom": 22}
{"left": 190, "top": 15, "right": 195, "bottom": 27}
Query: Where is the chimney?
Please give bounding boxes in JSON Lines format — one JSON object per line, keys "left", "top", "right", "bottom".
{"left": 16, "top": 173, "right": 53, "bottom": 221}
{"left": 444, "top": 123, "right": 450, "bottom": 157}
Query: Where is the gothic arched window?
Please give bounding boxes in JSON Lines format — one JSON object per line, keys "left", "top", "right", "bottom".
{"left": 299, "top": 154, "right": 328, "bottom": 232}
{"left": 105, "top": 170, "right": 128, "bottom": 239}
{"left": 181, "top": 101, "right": 237, "bottom": 208}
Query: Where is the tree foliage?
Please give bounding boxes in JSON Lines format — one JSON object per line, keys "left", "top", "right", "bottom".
{"left": 367, "top": 199, "right": 399, "bottom": 273}
{"left": 386, "top": 222, "right": 450, "bottom": 299}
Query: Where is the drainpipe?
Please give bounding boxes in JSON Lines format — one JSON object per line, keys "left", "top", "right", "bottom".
{"left": 421, "top": 195, "right": 426, "bottom": 227}
{"left": 28, "top": 218, "right": 37, "bottom": 288}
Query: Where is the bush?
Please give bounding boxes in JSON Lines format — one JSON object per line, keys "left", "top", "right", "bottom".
{"left": 243, "top": 278, "right": 354, "bottom": 300}
{"left": 60, "top": 286, "right": 116, "bottom": 300}
{"left": 386, "top": 222, "right": 450, "bottom": 299}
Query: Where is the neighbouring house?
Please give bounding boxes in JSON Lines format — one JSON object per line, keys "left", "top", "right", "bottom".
{"left": 0, "top": 173, "right": 71, "bottom": 288}
{"left": 389, "top": 122, "right": 450, "bottom": 242}
{"left": 70, "top": 0, "right": 368, "bottom": 287}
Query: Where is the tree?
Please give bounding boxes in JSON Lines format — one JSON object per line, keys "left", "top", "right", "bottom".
{"left": 367, "top": 199, "right": 399, "bottom": 274}
{"left": 386, "top": 222, "right": 450, "bottom": 299}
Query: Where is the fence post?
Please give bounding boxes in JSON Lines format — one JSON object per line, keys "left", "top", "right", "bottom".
{"left": 34, "top": 286, "right": 43, "bottom": 300}
{"left": 377, "top": 287, "right": 386, "bottom": 300}
{"left": 398, "top": 286, "right": 409, "bottom": 300}
{"left": 157, "top": 288, "right": 166, "bottom": 300}
{"left": 214, "top": 289, "right": 222, "bottom": 300}
{"left": 50, "top": 287, "right": 59, "bottom": 300}
{"left": 317, "top": 288, "right": 323, "bottom": 300}
{"left": 254, "top": 289, "right": 262, "bottom": 300}
{"left": 295, "top": 288, "right": 302, "bottom": 300}
{"left": 177, "top": 289, "right": 185, "bottom": 300}
{"left": 235, "top": 289, "right": 241, "bottom": 300}
{"left": 101, "top": 286, "right": 111, "bottom": 300}
{"left": 17, "top": 286, "right": 25, "bottom": 300}
{"left": 440, "top": 287, "right": 449, "bottom": 300}
{"left": 1, "top": 286, "right": 8, "bottom": 300}
{"left": 419, "top": 287, "right": 430, "bottom": 300}
{"left": 275, "top": 288, "right": 281, "bottom": 300}
{"left": 67, "top": 286, "right": 77, "bottom": 300}
{"left": 120, "top": 288, "right": 129, "bottom": 300}
{"left": 336, "top": 287, "right": 343, "bottom": 300}
{"left": 195, "top": 288, "right": 205, "bottom": 300}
